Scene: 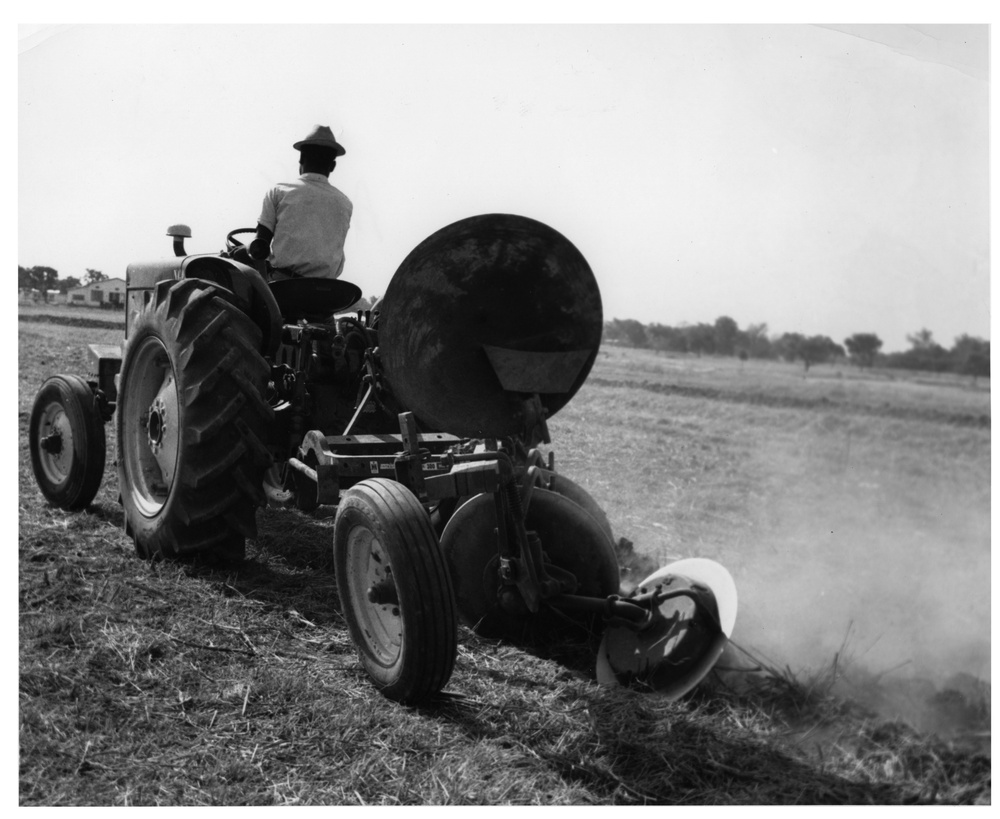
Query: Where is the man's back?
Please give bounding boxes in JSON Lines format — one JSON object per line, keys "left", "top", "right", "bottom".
{"left": 259, "top": 172, "right": 353, "bottom": 280}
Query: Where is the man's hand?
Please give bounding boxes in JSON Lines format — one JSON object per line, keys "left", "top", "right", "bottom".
{"left": 248, "top": 223, "right": 274, "bottom": 261}
{"left": 248, "top": 238, "right": 271, "bottom": 261}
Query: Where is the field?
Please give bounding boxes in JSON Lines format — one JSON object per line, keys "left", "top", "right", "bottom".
{"left": 17, "top": 308, "right": 991, "bottom": 805}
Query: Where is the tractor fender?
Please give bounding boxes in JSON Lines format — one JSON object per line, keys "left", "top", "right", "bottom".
{"left": 180, "top": 256, "right": 282, "bottom": 358}
{"left": 125, "top": 255, "right": 282, "bottom": 358}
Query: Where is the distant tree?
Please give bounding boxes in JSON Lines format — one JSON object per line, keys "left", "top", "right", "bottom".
{"left": 844, "top": 333, "right": 883, "bottom": 368}
{"left": 59, "top": 275, "right": 83, "bottom": 293}
{"left": 647, "top": 323, "right": 688, "bottom": 354}
{"left": 773, "top": 332, "right": 806, "bottom": 363}
{"left": 685, "top": 323, "right": 716, "bottom": 357}
{"left": 644, "top": 323, "right": 665, "bottom": 353}
{"left": 963, "top": 349, "right": 990, "bottom": 383}
{"left": 646, "top": 323, "right": 668, "bottom": 353}
{"left": 906, "top": 328, "right": 937, "bottom": 350}
{"left": 713, "top": 315, "right": 739, "bottom": 356}
{"left": 741, "top": 322, "right": 772, "bottom": 359}
{"left": 951, "top": 335, "right": 990, "bottom": 383}
{"left": 607, "top": 318, "right": 648, "bottom": 348}
{"left": 84, "top": 268, "right": 108, "bottom": 285}
{"left": 950, "top": 334, "right": 986, "bottom": 359}
{"left": 18, "top": 265, "right": 59, "bottom": 302}
{"left": 885, "top": 328, "right": 950, "bottom": 372}
{"left": 799, "top": 335, "right": 841, "bottom": 371}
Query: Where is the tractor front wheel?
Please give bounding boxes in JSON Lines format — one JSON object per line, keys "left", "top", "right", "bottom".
{"left": 29, "top": 375, "right": 107, "bottom": 510}
{"left": 116, "top": 279, "right": 272, "bottom": 562}
{"left": 334, "top": 478, "right": 457, "bottom": 703}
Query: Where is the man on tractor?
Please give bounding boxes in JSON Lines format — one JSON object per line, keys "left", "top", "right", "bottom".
{"left": 236, "top": 125, "right": 353, "bottom": 281}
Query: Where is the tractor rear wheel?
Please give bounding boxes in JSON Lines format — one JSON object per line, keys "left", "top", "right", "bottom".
{"left": 116, "top": 279, "right": 272, "bottom": 562}
{"left": 334, "top": 478, "right": 457, "bottom": 703}
{"left": 29, "top": 375, "right": 107, "bottom": 510}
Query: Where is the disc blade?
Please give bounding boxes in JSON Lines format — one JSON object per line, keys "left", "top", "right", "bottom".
{"left": 596, "top": 558, "right": 737, "bottom": 698}
{"left": 379, "top": 214, "right": 602, "bottom": 438}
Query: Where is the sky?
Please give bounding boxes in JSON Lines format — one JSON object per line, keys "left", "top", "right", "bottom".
{"left": 17, "top": 22, "right": 990, "bottom": 353}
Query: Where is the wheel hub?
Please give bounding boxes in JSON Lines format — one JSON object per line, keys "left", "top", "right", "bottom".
{"left": 347, "top": 527, "right": 403, "bottom": 664}
{"left": 36, "top": 402, "right": 75, "bottom": 485}
{"left": 147, "top": 398, "right": 167, "bottom": 451}
{"left": 40, "top": 430, "right": 63, "bottom": 454}
{"left": 367, "top": 574, "right": 400, "bottom": 607}
{"left": 122, "top": 336, "right": 180, "bottom": 516}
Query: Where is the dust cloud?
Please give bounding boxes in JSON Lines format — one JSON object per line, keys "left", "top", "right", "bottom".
{"left": 615, "top": 410, "right": 991, "bottom": 743}
{"left": 720, "top": 472, "right": 990, "bottom": 740}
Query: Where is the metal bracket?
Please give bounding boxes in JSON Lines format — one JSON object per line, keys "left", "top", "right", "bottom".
{"left": 393, "top": 412, "right": 426, "bottom": 499}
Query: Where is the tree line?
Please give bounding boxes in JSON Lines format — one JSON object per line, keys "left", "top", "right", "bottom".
{"left": 604, "top": 316, "right": 989, "bottom": 379}
{"left": 17, "top": 265, "right": 987, "bottom": 380}
{"left": 19, "top": 264, "right": 386, "bottom": 315}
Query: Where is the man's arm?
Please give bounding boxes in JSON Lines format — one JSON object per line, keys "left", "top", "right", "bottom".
{"left": 248, "top": 224, "right": 274, "bottom": 261}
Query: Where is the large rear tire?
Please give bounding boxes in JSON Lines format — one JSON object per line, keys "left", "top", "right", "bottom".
{"left": 334, "top": 479, "right": 457, "bottom": 703}
{"left": 29, "top": 375, "right": 106, "bottom": 510}
{"left": 116, "top": 279, "right": 272, "bottom": 561}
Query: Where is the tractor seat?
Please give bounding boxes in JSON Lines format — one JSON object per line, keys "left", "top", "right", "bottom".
{"left": 269, "top": 278, "right": 363, "bottom": 323}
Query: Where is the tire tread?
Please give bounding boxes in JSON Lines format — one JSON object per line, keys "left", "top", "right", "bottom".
{"left": 118, "top": 279, "right": 272, "bottom": 561}
{"left": 335, "top": 479, "right": 457, "bottom": 702}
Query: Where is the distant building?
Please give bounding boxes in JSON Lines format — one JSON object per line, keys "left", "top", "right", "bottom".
{"left": 66, "top": 278, "right": 126, "bottom": 309}
{"left": 18, "top": 287, "right": 64, "bottom": 305}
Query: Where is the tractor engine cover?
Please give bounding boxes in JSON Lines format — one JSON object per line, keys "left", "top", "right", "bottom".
{"left": 379, "top": 214, "right": 603, "bottom": 439}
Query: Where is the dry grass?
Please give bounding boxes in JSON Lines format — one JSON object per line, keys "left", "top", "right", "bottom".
{"left": 18, "top": 313, "right": 990, "bottom": 805}
{"left": 592, "top": 345, "right": 990, "bottom": 420}
{"left": 555, "top": 350, "right": 989, "bottom": 695}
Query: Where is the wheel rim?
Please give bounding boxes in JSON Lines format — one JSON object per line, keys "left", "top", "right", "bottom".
{"left": 122, "top": 336, "right": 180, "bottom": 517}
{"left": 36, "top": 400, "right": 75, "bottom": 487}
{"left": 344, "top": 524, "right": 402, "bottom": 667}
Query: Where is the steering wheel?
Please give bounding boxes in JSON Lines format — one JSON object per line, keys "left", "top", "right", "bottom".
{"left": 226, "top": 227, "right": 257, "bottom": 252}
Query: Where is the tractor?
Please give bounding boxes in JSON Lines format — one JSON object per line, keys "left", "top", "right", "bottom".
{"left": 28, "top": 213, "right": 737, "bottom": 703}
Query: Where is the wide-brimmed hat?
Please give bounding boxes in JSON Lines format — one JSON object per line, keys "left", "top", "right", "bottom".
{"left": 293, "top": 125, "right": 346, "bottom": 156}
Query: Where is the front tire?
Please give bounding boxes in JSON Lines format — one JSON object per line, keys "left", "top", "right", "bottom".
{"left": 29, "top": 375, "right": 106, "bottom": 510}
{"left": 116, "top": 279, "right": 272, "bottom": 561}
{"left": 334, "top": 479, "right": 457, "bottom": 703}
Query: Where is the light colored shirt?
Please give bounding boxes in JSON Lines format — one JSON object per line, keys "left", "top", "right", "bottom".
{"left": 258, "top": 173, "right": 353, "bottom": 279}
